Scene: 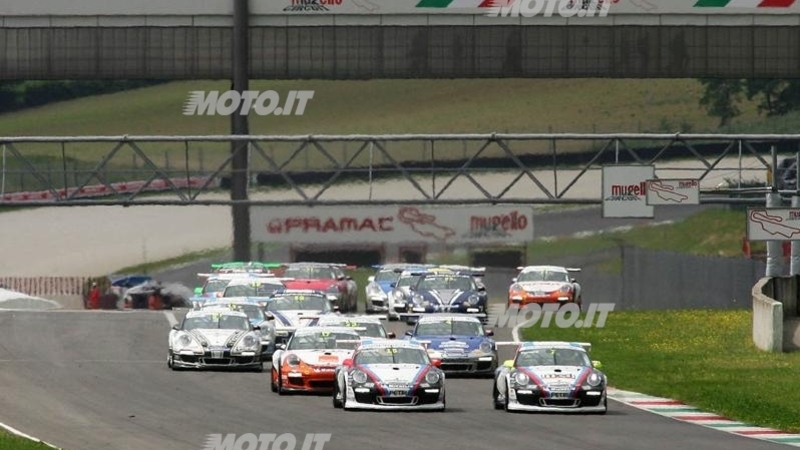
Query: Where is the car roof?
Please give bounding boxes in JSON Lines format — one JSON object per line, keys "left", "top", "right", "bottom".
{"left": 357, "top": 339, "right": 425, "bottom": 350}
{"left": 315, "top": 315, "right": 382, "bottom": 324}
{"left": 517, "top": 341, "right": 591, "bottom": 352}
{"left": 416, "top": 314, "right": 482, "bottom": 323}
{"left": 276, "top": 290, "right": 327, "bottom": 297}
{"left": 185, "top": 309, "right": 248, "bottom": 318}
{"left": 225, "top": 277, "right": 285, "bottom": 287}
{"left": 518, "top": 265, "right": 568, "bottom": 273}
{"left": 293, "top": 326, "right": 362, "bottom": 336}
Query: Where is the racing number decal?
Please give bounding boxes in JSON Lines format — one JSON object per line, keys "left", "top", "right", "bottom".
{"left": 385, "top": 348, "right": 398, "bottom": 354}
{"left": 344, "top": 320, "right": 359, "bottom": 328}
{"left": 294, "top": 295, "right": 305, "bottom": 301}
{"left": 320, "top": 331, "right": 331, "bottom": 338}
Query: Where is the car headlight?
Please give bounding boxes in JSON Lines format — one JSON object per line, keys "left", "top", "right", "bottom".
{"left": 233, "top": 334, "right": 259, "bottom": 352}
{"left": 367, "top": 284, "right": 384, "bottom": 297}
{"left": 586, "top": 372, "right": 602, "bottom": 387}
{"left": 514, "top": 372, "right": 530, "bottom": 385}
{"left": 479, "top": 341, "right": 493, "bottom": 353}
{"left": 466, "top": 294, "right": 479, "bottom": 305}
{"left": 352, "top": 369, "right": 368, "bottom": 384}
{"left": 425, "top": 371, "right": 441, "bottom": 384}
{"left": 393, "top": 291, "right": 406, "bottom": 301}
{"left": 560, "top": 285, "right": 572, "bottom": 293}
{"left": 174, "top": 333, "right": 203, "bottom": 352}
{"left": 286, "top": 354, "right": 301, "bottom": 366}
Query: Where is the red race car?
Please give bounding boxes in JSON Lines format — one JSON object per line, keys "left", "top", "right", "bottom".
{"left": 281, "top": 263, "right": 358, "bottom": 313}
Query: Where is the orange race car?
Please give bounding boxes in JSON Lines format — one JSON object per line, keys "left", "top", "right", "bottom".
{"left": 507, "top": 265, "right": 582, "bottom": 310}
{"left": 271, "top": 326, "right": 361, "bottom": 394}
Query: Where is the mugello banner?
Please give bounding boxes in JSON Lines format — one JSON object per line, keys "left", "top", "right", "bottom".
{"left": 250, "top": 205, "right": 534, "bottom": 244}
{"left": 2, "top": 0, "right": 798, "bottom": 16}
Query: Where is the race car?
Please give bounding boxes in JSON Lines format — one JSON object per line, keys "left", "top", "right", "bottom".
{"left": 281, "top": 263, "right": 358, "bottom": 313}
{"left": 404, "top": 314, "right": 497, "bottom": 376}
{"left": 191, "top": 273, "right": 285, "bottom": 309}
{"left": 332, "top": 339, "right": 446, "bottom": 411}
{"left": 386, "top": 269, "right": 431, "bottom": 321}
{"left": 201, "top": 301, "right": 277, "bottom": 358}
{"left": 492, "top": 341, "right": 607, "bottom": 413}
{"left": 364, "top": 264, "right": 434, "bottom": 314}
{"left": 265, "top": 290, "right": 338, "bottom": 347}
{"left": 307, "top": 315, "right": 396, "bottom": 339}
{"left": 398, "top": 272, "right": 488, "bottom": 324}
{"left": 167, "top": 309, "right": 263, "bottom": 372}
{"left": 219, "top": 276, "right": 287, "bottom": 299}
{"left": 271, "top": 326, "right": 362, "bottom": 395}
{"left": 210, "top": 261, "right": 283, "bottom": 274}
{"left": 508, "top": 265, "right": 582, "bottom": 310}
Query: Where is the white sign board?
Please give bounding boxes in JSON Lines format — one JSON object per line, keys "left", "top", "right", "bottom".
{"left": 747, "top": 208, "right": 800, "bottom": 241}
{"left": 645, "top": 179, "right": 700, "bottom": 206}
{"left": 602, "top": 165, "right": 655, "bottom": 218}
{"left": 251, "top": 205, "right": 534, "bottom": 244}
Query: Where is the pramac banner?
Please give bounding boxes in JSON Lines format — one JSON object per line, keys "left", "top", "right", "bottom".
{"left": 250, "top": 205, "right": 534, "bottom": 244}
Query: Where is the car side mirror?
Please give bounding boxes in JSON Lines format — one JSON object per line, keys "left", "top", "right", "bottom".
{"left": 337, "top": 275, "right": 345, "bottom": 281}
{"left": 485, "top": 329, "right": 494, "bottom": 337}
{"left": 333, "top": 305, "right": 339, "bottom": 312}
{"left": 571, "top": 278, "right": 577, "bottom": 283}
{"left": 278, "top": 344, "right": 286, "bottom": 350}
{"left": 368, "top": 276, "right": 375, "bottom": 282}
{"left": 503, "top": 360, "right": 514, "bottom": 368}
{"left": 194, "top": 287, "right": 203, "bottom": 295}
{"left": 265, "top": 312, "right": 275, "bottom": 321}
{"left": 405, "top": 330, "right": 413, "bottom": 337}
{"left": 478, "top": 286, "right": 486, "bottom": 292}
{"left": 592, "top": 360, "right": 602, "bottom": 369}
{"left": 252, "top": 325, "right": 261, "bottom": 331}
{"left": 342, "top": 358, "right": 353, "bottom": 367}
{"left": 172, "top": 324, "right": 180, "bottom": 331}
{"left": 511, "top": 278, "right": 517, "bottom": 283}
{"left": 387, "top": 332, "right": 396, "bottom": 339}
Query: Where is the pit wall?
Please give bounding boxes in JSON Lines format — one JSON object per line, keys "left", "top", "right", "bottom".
{"left": 752, "top": 277, "right": 800, "bottom": 352}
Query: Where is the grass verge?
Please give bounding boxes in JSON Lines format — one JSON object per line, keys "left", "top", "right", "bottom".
{"left": 114, "top": 247, "right": 229, "bottom": 275}
{"left": 527, "top": 208, "right": 766, "bottom": 263}
{"left": 0, "top": 430, "right": 58, "bottom": 450}
{"left": 518, "top": 309, "right": 800, "bottom": 433}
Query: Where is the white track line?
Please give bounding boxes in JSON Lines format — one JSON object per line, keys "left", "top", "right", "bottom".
{"left": 0, "top": 420, "right": 61, "bottom": 449}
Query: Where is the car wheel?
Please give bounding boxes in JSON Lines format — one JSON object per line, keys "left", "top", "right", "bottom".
{"left": 167, "top": 352, "right": 173, "bottom": 369}
{"left": 492, "top": 383, "right": 503, "bottom": 410}
{"left": 332, "top": 380, "right": 343, "bottom": 408}
{"left": 504, "top": 386, "right": 511, "bottom": 412}
{"left": 277, "top": 368, "right": 286, "bottom": 395}
{"left": 271, "top": 368, "right": 278, "bottom": 392}
{"left": 387, "top": 315, "right": 398, "bottom": 322}
{"left": 438, "top": 390, "right": 446, "bottom": 412}
{"left": 598, "top": 394, "right": 608, "bottom": 415}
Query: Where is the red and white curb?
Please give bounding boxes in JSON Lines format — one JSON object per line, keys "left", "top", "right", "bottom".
{"left": 609, "top": 388, "right": 800, "bottom": 447}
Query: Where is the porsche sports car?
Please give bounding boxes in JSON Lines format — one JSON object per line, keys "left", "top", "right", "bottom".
{"left": 219, "top": 276, "right": 287, "bottom": 299}
{"left": 167, "top": 309, "right": 263, "bottom": 371}
{"left": 492, "top": 341, "right": 607, "bottom": 413}
{"left": 281, "top": 263, "right": 358, "bottom": 313}
{"left": 201, "top": 302, "right": 277, "bottom": 358}
{"left": 508, "top": 265, "right": 582, "bottom": 310}
{"left": 404, "top": 314, "right": 497, "bottom": 376}
{"left": 332, "top": 339, "right": 446, "bottom": 411}
{"left": 398, "top": 272, "right": 488, "bottom": 324}
{"left": 265, "top": 290, "right": 337, "bottom": 347}
{"left": 210, "top": 261, "right": 283, "bottom": 274}
{"left": 308, "top": 315, "right": 396, "bottom": 339}
{"left": 386, "top": 269, "right": 434, "bottom": 321}
{"left": 364, "top": 264, "right": 434, "bottom": 314}
{"left": 271, "top": 326, "right": 362, "bottom": 395}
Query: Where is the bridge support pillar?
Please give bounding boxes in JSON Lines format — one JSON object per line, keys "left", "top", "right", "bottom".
{"left": 230, "top": 0, "right": 251, "bottom": 262}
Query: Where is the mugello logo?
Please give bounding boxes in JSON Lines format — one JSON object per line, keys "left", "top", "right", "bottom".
{"left": 606, "top": 182, "right": 647, "bottom": 201}
{"left": 284, "top": 0, "right": 343, "bottom": 11}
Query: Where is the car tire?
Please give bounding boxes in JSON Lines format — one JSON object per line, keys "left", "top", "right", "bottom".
{"left": 438, "top": 390, "right": 446, "bottom": 412}
{"left": 332, "top": 380, "right": 343, "bottom": 409}
{"left": 504, "top": 386, "right": 511, "bottom": 412}
{"left": 277, "top": 367, "right": 287, "bottom": 395}
{"left": 492, "top": 383, "right": 503, "bottom": 410}
{"left": 167, "top": 352, "right": 173, "bottom": 369}
{"left": 271, "top": 367, "right": 279, "bottom": 393}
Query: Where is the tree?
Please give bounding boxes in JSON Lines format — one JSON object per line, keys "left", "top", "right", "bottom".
{"left": 699, "top": 79, "right": 744, "bottom": 128}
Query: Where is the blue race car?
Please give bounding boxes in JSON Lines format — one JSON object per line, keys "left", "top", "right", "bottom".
{"left": 404, "top": 314, "right": 497, "bottom": 377}
{"left": 398, "top": 271, "right": 488, "bottom": 324}
{"left": 364, "top": 264, "right": 434, "bottom": 315}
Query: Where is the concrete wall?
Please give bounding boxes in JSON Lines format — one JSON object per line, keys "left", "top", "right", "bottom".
{"left": 752, "top": 276, "right": 800, "bottom": 352}
{"left": 2, "top": 25, "right": 800, "bottom": 80}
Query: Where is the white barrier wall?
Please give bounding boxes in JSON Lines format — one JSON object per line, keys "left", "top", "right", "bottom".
{"left": 752, "top": 277, "right": 783, "bottom": 353}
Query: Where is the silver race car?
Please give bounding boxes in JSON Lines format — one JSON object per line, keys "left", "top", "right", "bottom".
{"left": 168, "top": 309, "right": 264, "bottom": 372}
{"left": 492, "top": 341, "right": 607, "bottom": 413}
{"left": 202, "top": 302, "right": 277, "bottom": 358}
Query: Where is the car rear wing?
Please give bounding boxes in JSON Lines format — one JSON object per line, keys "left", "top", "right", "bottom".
{"left": 499, "top": 341, "right": 592, "bottom": 352}
{"left": 566, "top": 268, "right": 581, "bottom": 273}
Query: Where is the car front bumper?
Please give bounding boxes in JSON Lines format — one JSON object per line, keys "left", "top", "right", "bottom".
{"left": 344, "top": 385, "right": 445, "bottom": 410}
{"left": 436, "top": 355, "right": 497, "bottom": 375}
{"left": 281, "top": 368, "right": 338, "bottom": 392}
{"left": 506, "top": 387, "right": 606, "bottom": 412}
{"left": 172, "top": 350, "right": 261, "bottom": 369}
{"left": 366, "top": 295, "right": 390, "bottom": 313}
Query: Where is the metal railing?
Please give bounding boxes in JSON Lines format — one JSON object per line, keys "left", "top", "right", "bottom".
{"left": 0, "top": 133, "right": 794, "bottom": 206}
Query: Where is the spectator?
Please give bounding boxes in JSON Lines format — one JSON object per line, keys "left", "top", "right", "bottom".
{"left": 88, "top": 282, "right": 101, "bottom": 309}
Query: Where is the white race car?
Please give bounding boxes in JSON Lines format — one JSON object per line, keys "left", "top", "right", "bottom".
{"left": 168, "top": 309, "right": 264, "bottom": 372}
{"left": 307, "top": 314, "right": 397, "bottom": 340}
{"left": 492, "top": 341, "right": 607, "bottom": 413}
{"left": 201, "top": 302, "right": 277, "bottom": 358}
{"left": 333, "top": 339, "right": 446, "bottom": 411}
{"left": 265, "top": 290, "right": 338, "bottom": 347}
{"left": 271, "top": 326, "right": 361, "bottom": 395}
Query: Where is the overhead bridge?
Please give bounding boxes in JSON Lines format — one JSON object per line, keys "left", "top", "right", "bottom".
{"left": 2, "top": 0, "right": 800, "bottom": 79}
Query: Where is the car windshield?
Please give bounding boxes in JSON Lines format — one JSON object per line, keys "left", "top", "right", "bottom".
{"left": 203, "top": 279, "right": 230, "bottom": 294}
{"left": 516, "top": 348, "right": 591, "bottom": 367}
{"left": 396, "top": 275, "right": 420, "bottom": 288}
{"left": 233, "top": 305, "right": 265, "bottom": 322}
{"left": 415, "top": 319, "right": 484, "bottom": 336}
{"left": 287, "top": 331, "right": 360, "bottom": 350}
{"left": 267, "top": 295, "right": 331, "bottom": 312}
{"left": 322, "top": 321, "right": 386, "bottom": 338}
{"left": 223, "top": 282, "right": 282, "bottom": 297}
{"left": 182, "top": 313, "right": 250, "bottom": 331}
{"left": 355, "top": 347, "right": 429, "bottom": 365}
{"left": 283, "top": 267, "right": 336, "bottom": 279}
{"left": 418, "top": 276, "right": 474, "bottom": 291}
{"left": 517, "top": 270, "right": 569, "bottom": 283}
{"left": 374, "top": 270, "right": 401, "bottom": 283}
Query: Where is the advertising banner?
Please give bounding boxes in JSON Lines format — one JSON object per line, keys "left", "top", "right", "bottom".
{"left": 250, "top": 205, "right": 534, "bottom": 244}
{"left": 602, "top": 165, "right": 655, "bottom": 218}
{"left": 645, "top": 179, "right": 701, "bottom": 206}
{"left": 747, "top": 208, "right": 800, "bottom": 241}
{"left": 2, "top": 0, "right": 800, "bottom": 16}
